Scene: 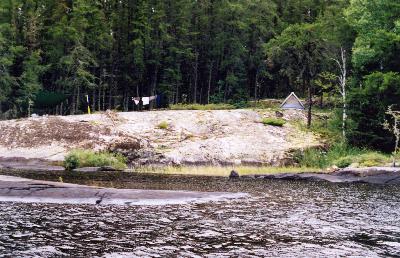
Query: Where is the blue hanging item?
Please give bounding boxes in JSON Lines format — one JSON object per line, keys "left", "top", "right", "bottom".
{"left": 156, "top": 94, "right": 161, "bottom": 108}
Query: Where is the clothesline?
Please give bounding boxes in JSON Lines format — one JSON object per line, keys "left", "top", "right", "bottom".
{"left": 132, "top": 95, "right": 157, "bottom": 106}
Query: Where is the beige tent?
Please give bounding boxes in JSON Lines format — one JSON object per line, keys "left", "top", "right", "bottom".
{"left": 280, "top": 92, "right": 305, "bottom": 110}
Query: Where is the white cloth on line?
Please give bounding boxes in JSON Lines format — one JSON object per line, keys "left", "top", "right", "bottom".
{"left": 149, "top": 95, "right": 157, "bottom": 101}
{"left": 132, "top": 97, "right": 140, "bottom": 105}
{"left": 142, "top": 97, "right": 150, "bottom": 105}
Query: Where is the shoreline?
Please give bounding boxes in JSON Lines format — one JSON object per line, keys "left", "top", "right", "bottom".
{"left": 0, "top": 174, "right": 247, "bottom": 206}
{"left": 1, "top": 159, "right": 399, "bottom": 185}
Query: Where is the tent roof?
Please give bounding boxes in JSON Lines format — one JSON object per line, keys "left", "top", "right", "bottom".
{"left": 280, "top": 92, "right": 305, "bottom": 110}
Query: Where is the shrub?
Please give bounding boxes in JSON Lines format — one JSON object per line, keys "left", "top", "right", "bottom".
{"left": 294, "top": 148, "right": 328, "bottom": 168}
{"left": 262, "top": 118, "right": 286, "bottom": 127}
{"left": 296, "top": 143, "right": 388, "bottom": 169}
{"left": 64, "top": 149, "right": 127, "bottom": 171}
{"left": 170, "top": 103, "right": 236, "bottom": 110}
{"left": 334, "top": 156, "right": 353, "bottom": 168}
{"left": 357, "top": 152, "right": 389, "bottom": 167}
{"left": 157, "top": 121, "right": 169, "bottom": 129}
{"left": 64, "top": 153, "right": 80, "bottom": 171}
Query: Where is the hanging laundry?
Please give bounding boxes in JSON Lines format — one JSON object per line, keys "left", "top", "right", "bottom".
{"left": 142, "top": 97, "right": 150, "bottom": 105}
{"left": 156, "top": 95, "right": 161, "bottom": 107}
{"left": 132, "top": 97, "right": 140, "bottom": 105}
{"left": 149, "top": 95, "right": 157, "bottom": 101}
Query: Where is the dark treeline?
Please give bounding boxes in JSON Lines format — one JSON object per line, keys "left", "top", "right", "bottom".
{"left": 0, "top": 0, "right": 348, "bottom": 113}
{"left": 0, "top": 0, "right": 399, "bottom": 151}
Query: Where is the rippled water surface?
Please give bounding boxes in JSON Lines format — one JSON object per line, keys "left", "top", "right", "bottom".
{"left": 1, "top": 173, "right": 400, "bottom": 257}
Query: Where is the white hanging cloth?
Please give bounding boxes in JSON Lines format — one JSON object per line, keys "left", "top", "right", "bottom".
{"left": 142, "top": 97, "right": 150, "bottom": 106}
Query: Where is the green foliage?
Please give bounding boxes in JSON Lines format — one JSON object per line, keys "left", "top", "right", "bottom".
{"left": 170, "top": 103, "right": 236, "bottom": 110}
{"left": 345, "top": 0, "right": 400, "bottom": 71}
{"left": 262, "top": 118, "right": 286, "bottom": 127}
{"left": 333, "top": 152, "right": 389, "bottom": 168}
{"left": 0, "top": 0, "right": 350, "bottom": 118}
{"left": 64, "top": 153, "right": 80, "bottom": 171}
{"left": 335, "top": 156, "right": 353, "bottom": 168}
{"left": 296, "top": 111, "right": 343, "bottom": 144}
{"left": 157, "top": 121, "right": 169, "bottom": 130}
{"left": 295, "top": 143, "right": 385, "bottom": 169}
{"left": 64, "top": 149, "right": 127, "bottom": 171}
{"left": 357, "top": 153, "right": 389, "bottom": 167}
{"left": 347, "top": 72, "right": 400, "bottom": 151}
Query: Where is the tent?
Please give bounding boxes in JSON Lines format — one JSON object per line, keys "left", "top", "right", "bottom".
{"left": 280, "top": 92, "right": 305, "bottom": 110}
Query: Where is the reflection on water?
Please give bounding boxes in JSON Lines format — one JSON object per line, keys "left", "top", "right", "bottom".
{"left": 0, "top": 172, "right": 400, "bottom": 257}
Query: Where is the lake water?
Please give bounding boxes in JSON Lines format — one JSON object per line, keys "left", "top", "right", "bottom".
{"left": 0, "top": 172, "right": 400, "bottom": 257}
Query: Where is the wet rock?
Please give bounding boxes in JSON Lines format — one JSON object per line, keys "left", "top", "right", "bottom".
{"left": 73, "top": 167, "right": 102, "bottom": 173}
{"left": 229, "top": 170, "right": 239, "bottom": 179}
{"left": 100, "top": 166, "right": 122, "bottom": 172}
{"left": 0, "top": 175, "right": 247, "bottom": 205}
{"left": 275, "top": 111, "right": 284, "bottom": 118}
{"left": 255, "top": 168, "right": 400, "bottom": 185}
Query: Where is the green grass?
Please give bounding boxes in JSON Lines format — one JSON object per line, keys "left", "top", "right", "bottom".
{"left": 133, "top": 165, "right": 322, "bottom": 176}
{"left": 262, "top": 118, "right": 286, "bottom": 127}
{"left": 295, "top": 143, "right": 390, "bottom": 169}
{"left": 170, "top": 103, "right": 236, "bottom": 110}
{"left": 157, "top": 121, "right": 169, "bottom": 129}
{"left": 64, "top": 149, "right": 127, "bottom": 171}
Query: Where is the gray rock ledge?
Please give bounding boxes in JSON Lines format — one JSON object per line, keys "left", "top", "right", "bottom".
{"left": 0, "top": 175, "right": 247, "bottom": 205}
{"left": 242, "top": 167, "right": 400, "bottom": 185}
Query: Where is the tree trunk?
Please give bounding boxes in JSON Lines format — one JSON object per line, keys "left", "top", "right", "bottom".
{"left": 150, "top": 65, "right": 158, "bottom": 109}
{"left": 108, "top": 87, "right": 112, "bottom": 110}
{"left": 307, "top": 80, "right": 312, "bottom": 129}
{"left": 342, "top": 90, "right": 346, "bottom": 139}
{"left": 98, "top": 85, "right": 101, "bottom": 112}
{"left": 207, "top": 62, "right": 213, "bottom": 104}
{"left": 102, "top": 87, "right": 106, "bottom": 111}
{"left": 193, "top": 52, "right": 199, "bottom": 103}
{"left": 92, "top": 89, "right": 96, "bottom": 112}
{"left": 175, "top": 79, "right": 179, "bottom": 104}
{"left": 254, "top": 71, "right": 259, "bottom": 101}
{"left": 319, "top": 94, "right": 323, "bottom": 108}
{"left": 76, "top": 85, "right": 80, "bottom": 114}
{"left": 71, "top": 87, "right": 76, "bottom": 115}
{"left": 334, "top": 47, "right": 347, "bottom": 140}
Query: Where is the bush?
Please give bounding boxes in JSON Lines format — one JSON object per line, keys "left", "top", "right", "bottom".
{"left": 335, "top": 156, "right": 353, "bottom": 168}
{"left": 64, "top": 149, "right": 127, "bottom": 171}
{"left": 357, "top": 152, "right": 389, "bottom": 167}
{"left": 296, "top": 143, "right": 388, "bottom": 169}
{"left": 262, "top": 118, "right": 286, "bottom": 127}
{"left": 157, "top": 121, "right": 169, "bottom": 129}
{"left": 64, "top": 154, "right": 80, "bottom": 171}
{"left": 294, "top": 148, "right": 328, "bottom": 168}
{"left": 170, "top": 103, "right": 236, "bottom": 110}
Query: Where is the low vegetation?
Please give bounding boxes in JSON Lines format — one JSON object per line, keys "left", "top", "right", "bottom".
{"left": 262, "top": 118, "right": 286, "bottom": 127}
{"left": 134, "top": 166, "right": 322, "bottom": 177}
{"left": 157, "top": 121, "right": 169, "bottom": 130}
{"left": 295, "top": 143, "right": 390, "bottom": 169}
{"left": 64, "top": 149, "right": 127, "bottom": 171}
{"left": 170, "top": 103, "right": 236, "bottom": 110}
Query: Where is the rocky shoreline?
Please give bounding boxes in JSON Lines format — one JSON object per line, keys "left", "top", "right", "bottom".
{"left": 0, "top": 174, "right": 246, "bottom": 205}
{"left": 1, "top": 157, "right": 400, "bottom": 185}
{"left": 240, "top": 167, "right": 400, "bottom": 185}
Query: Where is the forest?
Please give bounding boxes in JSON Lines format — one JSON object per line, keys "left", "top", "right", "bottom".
{"left": 0, "top": 0, "right": 399, "bottom": 152}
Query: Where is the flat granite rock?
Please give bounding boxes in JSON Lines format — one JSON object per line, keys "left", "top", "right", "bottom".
{"left": 0, "top": 175, "right": 247, "bottom": 205}
{"left": 243, "top": 167, "right": 400, "bottom": 185}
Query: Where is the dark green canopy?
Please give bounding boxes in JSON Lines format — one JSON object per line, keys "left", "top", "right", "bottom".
{"left": 34, "top": 91, "right": 68, "bottom": 108}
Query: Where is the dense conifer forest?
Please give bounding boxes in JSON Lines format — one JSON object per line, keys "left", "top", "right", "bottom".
{"left": 0, "top": 0, "right": 399, "bottom": 151}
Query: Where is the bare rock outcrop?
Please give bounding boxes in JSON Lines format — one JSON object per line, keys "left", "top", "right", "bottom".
{"left": 0, "top": 110, "right": 321, "bottom": 166}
